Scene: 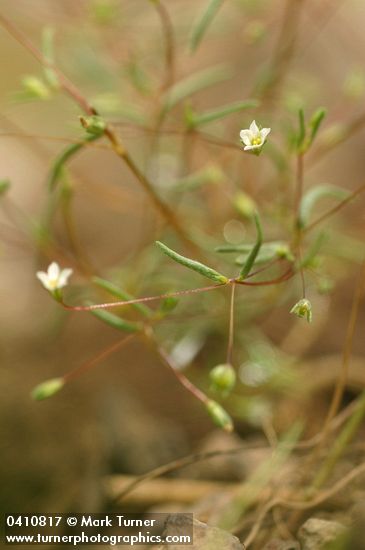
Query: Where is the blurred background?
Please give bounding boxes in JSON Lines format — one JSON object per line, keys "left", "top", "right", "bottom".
{"left": 1, "top": 0, "right": 365, "bottom": 539}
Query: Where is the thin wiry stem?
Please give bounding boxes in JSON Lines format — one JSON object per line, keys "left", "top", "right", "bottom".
{"left": 226, "top": 282, "right": 236, "bottom": 365}
{"left": 323, "top": 259, "right": 365, "bottom": 428}
{"left": 61, "top": 282, "right": 228, "bottom": 312}
{"left": 293, "top": 153, "right": 306, "bottom": 298}
{"left": 152, "top": 0, "right": 176, "bottom": 90}
{"left": 63, "top": 334, "right": 136, "bottom": 382}
{"left": 256, "top": 0, "right": 305, "bottom": 104}
{"left": 58, "top": 266, "right": 295, "bottom": 314}
{"left": 0, "top": 131, "right": 112, "bottom": 151}
{"left": 304, "top": 183, "right": 365, "bottom": 233}
{"left": 143, "top": 326, "right": 208, "bottom": 404}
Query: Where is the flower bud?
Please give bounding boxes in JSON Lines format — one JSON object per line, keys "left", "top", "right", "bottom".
{"left": 233, "top": 192, "right": 257, "bottom": 220}
{"left": 21, "top": 75, "right": 51, "bottom": 100}
{"left": 290, "top": 298, "right": 312, "bottom": 323}
{"left": 274, "top": 244, "right": 294, "bottom": 262}
{"left": 209, "top": 363, "right": 236, "bottom": 394}
{"left": 0, "top": 179, "right": 11, "bottom": 195}
{"left": 31, "top": 378, "right": 64, "bottom": 401}
{"left": 79, "top": 115, "right": 106, "bottom": 136}
{"left": 206, "top": 400, "right": 234, "bottom": 432}
{"left": 159, "top": 296, "right": 179, "bottom": 314}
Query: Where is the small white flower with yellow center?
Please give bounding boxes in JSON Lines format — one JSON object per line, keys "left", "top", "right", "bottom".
{"left": 36, "top": 262, "right": 73, "bottom": 299}
{"left": 240, "top": 120, "right": 271, "bottom": 154}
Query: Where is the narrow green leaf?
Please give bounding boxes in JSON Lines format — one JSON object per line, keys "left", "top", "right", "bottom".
{"left": 309, "top": 107, "right": 326, "bottom": 145}
{"left": 301, "top": 232, "right": 328, "bottom": 268}
{"left": 216, "top": 240, "right": 286, "bottom": 254}
{"left": 299, "top": 184, "right": 350, "bottom": 228}
{"left": 0, "top": 179, "right": 11, "bottom": 195}
{"left": 190, "top": 0, "right": 224, "bottom": 52}
{"left": 42, "top": 26, "right": 59, "bottom": 89}
{"left": 238, "top": 212, "right": 263, "bottom": 280}
{"left": 297, "top": 108, "right": 306, "bottom": 150}
{"left": 173, "top": 165, "right": 223, "bottom": 192}
{"left": 161, "top": 64, "right": 232, "bottom": 115}
{"left": 235, "top": 249, "right": 277, "bottom": 266}
{"left": 158, "top": 296, "right": 179, "bottom": 314}
{"left": 48, "top": 133, "right": 100, "bottom": 191}
{"left": 189, "top": 99, "right": 259, "bottom": 128}
{"left": 90, "top": 309, "right": 142, "bottom": 333}
{"left": 156, "top": 241, "right": 228, "bottom": 284}
{"left": 92, "top": 276, "right": 151, "bottom": 317}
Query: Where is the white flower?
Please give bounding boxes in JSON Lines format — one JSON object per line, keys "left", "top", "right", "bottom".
{"left": 36, "top": 262, "right": 73, "bottom": 292}
{"left": 240, "top": 120, "right": 271, "bottom": 152}
{"left": 290, "top": 298, "right": 312, "bottom": 323}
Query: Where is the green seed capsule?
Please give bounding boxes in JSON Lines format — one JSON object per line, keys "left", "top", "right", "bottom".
{"left": 209, "top": 363, "right": 236, "bottom": 393}
{"left": 31, "top": 378, "right": 64, "bottom": 401}
{"left": 206, "top": 400, "right": 234, "bottom": 432}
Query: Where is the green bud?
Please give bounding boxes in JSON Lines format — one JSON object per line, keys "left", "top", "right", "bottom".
{"left": 159, "top": 296, "right": 179, "bottom": 314}
{"left": 274, "top": 244, "right": 294, "bottom": 262}
{"left": 31, "top": 377, "right": 64, "bottom": 401}
{"left": 79, "top": 115, "right": 106, "bottom": 136}
{"left": 317, "top": 277, "right": 334, "bottom": 295}
{"left": 233, "top": 192, "right": 257, "bottom": 220}
{"left": 0, "top": 179, "right": 11, "bottom": 195}
{"left": 206, "top": 400, "right": 234, "bottom": 432}
{"left": 290, "top": 298, "right": 312, "bottom": 323}
{"left": 21, "top": 75, "right": 51, "bottom": 100}
{"left": 210, "top": 363, "right": 236, "bottom": 394}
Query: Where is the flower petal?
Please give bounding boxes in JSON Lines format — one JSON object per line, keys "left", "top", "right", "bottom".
{"left": 48, "top": 262, "right": 60, "bottom": 280}
{"left": 249, "top": 120, "right": 259, "bottom": 136}
{"left": 36, "top": 271, "right": 52, "bottom": 290}
{"left": 260, "top": 127, "right": 271, "bottom": 142}
{"left": 240, "top": 130, "right": 252, "bottom": 146}
{"left": 58, "top": 268, "right": 73, "bottom": 288}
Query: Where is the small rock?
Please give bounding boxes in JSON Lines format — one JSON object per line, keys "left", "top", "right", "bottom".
{"left": 298, "top": 518, "right": 347, "bottom": 549}
{"left": 156, "top": 514, "right": 244, "bottom": 549}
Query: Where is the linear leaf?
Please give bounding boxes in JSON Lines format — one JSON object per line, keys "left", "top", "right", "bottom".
{"left": 297, "top": 108, "right": 306, "bottom": 150}
{"left": 90, "top": 309, "right": 142, "bottom": 333}
{"left": 216, "top": 241, "right": 286, "bottom": 254}
{"left": 238, "top": 213, "right": 263, "bottom": 280}
{"left": 190, "top": 0, "right": 224, "bottom": 52}
{"left": 48, "top": 134, "right": 100, "bottom": 191}
{"left": 309, "top": 107, "right": 326, "bottom": 145}
{"left": 161, "top": 64, "right": 232, "bottom": 115}
{"left": 156, "top": 241, "right": 228, "bottom": 284}
{"left": 92, "top": 276, "right": 151, "bottom": 317}
{"left": 190, "top": 99, "right": 259, "bottom": 128}
{"left": 299, "top": 184, "right": 350, "bottom": 228}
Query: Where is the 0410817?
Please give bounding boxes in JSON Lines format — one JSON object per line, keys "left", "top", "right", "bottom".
{"left": 6, "top": 515, "right": 62, "bottom": 527}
